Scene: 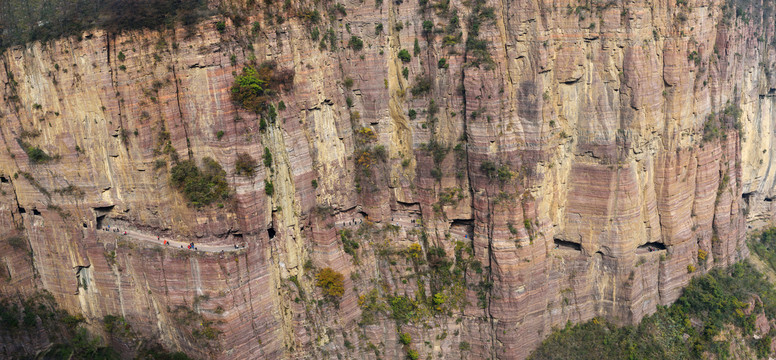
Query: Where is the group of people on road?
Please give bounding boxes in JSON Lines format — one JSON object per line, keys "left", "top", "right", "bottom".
{"left": 101, "top": 226, "right": 249, "bottom": 253}
{"left": 101, "top": 226, "right": 126, "bottom": 235}
{"left": 337, "top": 218, "right": 364, "bottom": 227}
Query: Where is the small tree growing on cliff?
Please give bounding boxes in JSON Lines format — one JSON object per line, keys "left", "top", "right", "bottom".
{"left": 316, "top": 267, "right": 345, "bottom": 303}
{"left": 348, "top": 36, "right": 364, "bottom": 51}
{"left": 170, "top": 158, "right": 230, "bottom": 207}
{"left": 231, "top": 66, "right": 268, "bottom": 112}
{"left": 398, "top": 49, "right": 411, "bottom": 62}
{"left": 235, "top": 152, "right": 257, "bottom": 177}
{"left": 263, "top": 147, "right": 273, "bottom": 168}
{"left": 17, "top": 139, "right": 52, "bottom": 164}
{"left": 231, "top": 61, "right": 294, "bottom": 113}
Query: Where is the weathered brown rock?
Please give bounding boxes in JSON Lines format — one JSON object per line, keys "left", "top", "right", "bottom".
{"left": 0, "top": 0, "right": 774, "bottom": 358}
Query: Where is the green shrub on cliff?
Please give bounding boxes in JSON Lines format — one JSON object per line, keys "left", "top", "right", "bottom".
{"left": 262, "top": 147, "right": 273, "bottom": 168}
{"left": 389, "top": 295, "right": 420, "bottom": 323}
{"left": 16, "top": 138, "right": 53, "bottom": 164}
{"left": 25, "top": 146, "right": 52, "bottom": 164}
{"left": 398, "top": 49, "right": 411, "bottom": 62}
{"left": 399, "top": 332, "right": 412, "bottom": 345}
{"left": 348, "top": 36, "right": 364, "bottom": 51}
{"left": 480, "top": 161, "right": 498, "bottom": 178}
{"left": 170, "top": 158, "right": 230, "bottom": 207}
{"left": 529, "top": 260, "right": 776, "bottom": 360}
{"left": 231, "top": 62, "right": 294, "bottom": 113}
{"left": 231, "top": 66, "right": 269, "bottom": 112}
{"left": 702, "top": 114, "right": 721, "bottom": 142}
{"left": 340, "top": 229, "right": 360, "bottom": 262}
{"left": 422, "top": 20, "right": 434, "bottom": 34}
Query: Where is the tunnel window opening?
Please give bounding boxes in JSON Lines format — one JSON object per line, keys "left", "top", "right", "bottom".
{"left": 637, "top": 242, "right": 666, "bottom": 253}
{"left": 451, "top": 219, "right": 474, "bottom": 226}
{"left": 232, "top": 233, "right": 244, "bottom": 247}
{"left": 96, "top": 215, "right": 106, "bottom": 229}
{"left": 93, "top": 205, "right": 115, "bottom": 212}
{"left": 267, "top": 227, "right": 276, "bottom": 239}
{"left": 554, "top": 238, "right": 581, "bottom": 251}
{"left": 451, "top": 219, "right": 474, "bottom": 239}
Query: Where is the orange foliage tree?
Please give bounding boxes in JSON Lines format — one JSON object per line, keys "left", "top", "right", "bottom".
{"left": 316, "top": 267, "right": 345, "bottom": 301}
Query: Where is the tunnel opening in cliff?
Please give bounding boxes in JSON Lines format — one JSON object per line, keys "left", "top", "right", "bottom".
{"left": 232, "top": 233, "right": 243, "bottom": 246}
{"left": 554, "top": 238, "right": 582, "bottom": 251}
{"left": 0, "top": 176, "right": 8, "bottom": 183}
{"left": 451, "top": 219, "right": 474, "bottom": 239}
{"left": 96, "top": 215, "right": 106, "bottom": 229}
{"left": 32, "top": 208, "right": 41, "bottom": 216}
{"left": 743, "top": 192, "right": 755, "bottom": 213}
{"left": 93, "top": 205, "right": 114, "bottom": 229}
{"left": 18, "top": 207, "right": 25, "bottom": 214}
{"left": 637, "top": 242, "right": 666, "bottom": 253}
{"left": 267, "top": 227, "right": 276, "bottom": 239}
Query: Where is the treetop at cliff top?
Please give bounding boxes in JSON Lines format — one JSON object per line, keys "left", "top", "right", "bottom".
{"left": 0, "top": 0, "right": 211, "bottom": 49}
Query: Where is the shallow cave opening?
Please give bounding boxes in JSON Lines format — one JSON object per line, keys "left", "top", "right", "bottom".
{"left": 637, "top": 242, "right": 666, "bottom": 251}
{"left": 18, "top": 207, "right": 26, "bottom": 214}
{"left": 0, "top": 176, "right": 8, "bottom": 183}
{"left": 32, "top": 208, "right": 41, "bottom": 216}
{"left": 267, "top": 227, "right": 276, "bottom": 239}
{"left": 554, "top": 238, "right": 581, "bottom": 251}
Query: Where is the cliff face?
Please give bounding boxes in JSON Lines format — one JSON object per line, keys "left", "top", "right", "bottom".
{"left": 0, "top": 0, "right": 774, "bottom": 358}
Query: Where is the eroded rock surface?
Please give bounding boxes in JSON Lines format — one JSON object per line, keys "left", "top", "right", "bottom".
{"left": 0, "top": 0, "right": 775, "bottom": 358}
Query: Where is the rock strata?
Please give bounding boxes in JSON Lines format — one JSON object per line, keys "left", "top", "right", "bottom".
{"left": 0, "top": 0, "right": 774, "bottom": 358}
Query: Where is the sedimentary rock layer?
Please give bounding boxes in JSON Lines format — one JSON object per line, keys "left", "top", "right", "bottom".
{"left": 0, "top": 0, "right": 774, "bottom": 358}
